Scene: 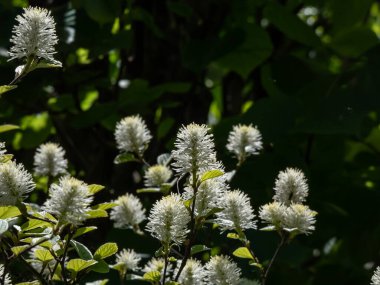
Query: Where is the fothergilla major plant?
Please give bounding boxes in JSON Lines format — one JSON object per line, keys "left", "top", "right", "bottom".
{"left": 0, "top": 5, "right": 329, "bottom": 285}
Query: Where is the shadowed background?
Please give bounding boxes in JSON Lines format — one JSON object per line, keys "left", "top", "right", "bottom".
{"left": 1, "top": 0, "right": 380, "bottom": 284}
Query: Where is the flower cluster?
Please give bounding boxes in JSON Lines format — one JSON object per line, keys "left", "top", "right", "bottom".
{"left": 0, "top": 161, "right": 35, "bottom": 205}
{"left": 115, "top": 115, "right": 152, "bottom": 157}
{"left": 110, "top": 193, "right": 146, "bottom": 230}
{"left": 43, "top": 176, "right": 93, "bottom": 226}
{"left": 34, "top": 142, "right": 68, "bottom": 177}
{"left": 372, "top": 267, "right": 380, "bottom": 285}
{"left": 175, "top": 258, "right": 206, "bottom": 285}
{"left": 146, "top": 194, "right": 190, "bottom": 246}
{"left": 172, "top": 124, "right": 218, "bottom": 176}
{"left": 204, "top": 255, "right": 241, "bottom": 285}
{"left": 115, "top": 249, "right": 141, "bottom": 272}
{"left": 259, "top": 168, "right": 317, "bottom": 235}
{"left": 144, "top": 164, "right": 172, "bottom": 187}
{"left": 9, "top": 7, "right": 60, "bottom": 64}
{"left": 226, "top": 124, "right": 263, "bottom": 163}
{"left": 215, "top": 189, "right": 256, "bottom": 232}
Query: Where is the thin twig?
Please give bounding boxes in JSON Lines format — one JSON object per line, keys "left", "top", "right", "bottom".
{"left": 262, "top": 234, "right": 286, "bottom": 285}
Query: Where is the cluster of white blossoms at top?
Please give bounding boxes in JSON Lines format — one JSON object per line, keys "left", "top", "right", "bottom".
{"left": 146, "top": 194, "right": 190, "bottom": 246}
{"left": 43, "top": 176, "right": 93, "bottom": 226}
{"left": 372, "top": 267, "right": 380, "bottom": 285}
{"left": 182, "top": 173, "right": 226, "bottom": 217}
{"left": 273, "top": 168, "right": 309, "bottom": 205}
{"left": 34, "top": 142, "right": 68, "bottom": 177}
{"left": 114, "top": 249, "right": 141, "bottom": 272}
{"left": 259, "top": 168, "right": 317, "bottom": 235}
{"left": 144, "top": 164, "right": 172, "bottom": 187}
{"left": 204, "top": 255, "right": 241, "bottom": 285}
{"left": 0, "top": 160, "right": 35, "bottom": 205}
{"left": 172, "top": 124, "right": 218, "bottom": 175}
{"left": 115, "top": 115, "right": 152, "bottom": 157}
{"left": 142, "top": 257, "right": 171, "bottom": 275}
{"left": 110, "top": 193, "right": 146, "bottom": 230}
{"left": 9, "top": 7, "right": 60, "bottom": 64}
{"left": 226, "top": 124, "right": 263, "bottom": 163}
{"left": 175, "top": 258, "right": 206, "bottom": 285}
{"left": 215, "top": 189, "right": 256, "bottom": 232}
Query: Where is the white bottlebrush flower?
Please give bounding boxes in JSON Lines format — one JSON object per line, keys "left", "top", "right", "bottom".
{"left": 172, "top": 124, "right": 218, "bottom": 176}
{"left": 146, "top": 194, "right": 190, "bottom": 245}
{"left": 115, "top": 115, "right": 152, "bottom": 157}
{"left": 144, "top": 165, "right": 172, "bottom": 187}
{"left": 9, "top": 7, "right": 60, "bottom": 64}
{"left": 273, "top": 168, "right": 309, "bottom": 206}
{"left": 204, "top": 255, "right": 241, "bottom": 285}
{"left": 259, "top": 202, "right": 287, "bottom": 229}
{"left": 0, "top": 264, "right": 11, "bottom": 285}
{"left": 115, "top": 249, "right": 141, "bottom": 272}
{"left": 226, "top": 124, "right": 263, "bottom": 161}
{"left": 372, "top": 266, "right": 380, "bottom": 285}
{"left": 183, "top": 174, "right": 226, "bottom": 217}
{"left": 175, "top": 258, "right": 205, "bottom": 285}
{"left": 110, "top": 193, "right": 146, "bottom": 229}
{"left": 43, "top": 176, "right": 93, "bottom": 226}
{"left": 215, "top": 190, "right": 256, "bottom": 232}
{"left": 142, "top": 257, "right": 169, "bottom": 274}
{"left": 283, "top": 204, "right": 317, "bottom": 235}
{"left": 34, "top": 142, "right": 68, "bottom": 177}
{"left": 0, "top": 161, "right": 35, "bottom": 205}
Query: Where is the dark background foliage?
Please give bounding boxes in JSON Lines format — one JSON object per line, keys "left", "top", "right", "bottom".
{"left": 1, "top": 0, "right": 380, "bottom": 284}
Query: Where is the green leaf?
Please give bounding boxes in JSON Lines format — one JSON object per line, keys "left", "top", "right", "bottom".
{"left": 73, "top": 226, "right": 97, "bottom": 239}
{"left": 0, "top": 220, "right": 9, "bottom": 235}
{"left": 143, "top": 271, "right": 161, "bottom": 282}
{"left": 86, "top": 209, "right": 108, "bottom": 219}
{"left": 94, "top": 243, "right": 118, "bottom": 260}
{"left": 165, "top": 282, "right": 180, "bottom": 285}
{"left": 66, "top": 259, "right": 98, "bottom": 273}
{"left": 11, "top": 245, "right": 29, "bottom": 256}
{"left": 157, "top": 153, "right": 172, "bottom": 165}
{"left": 114, "top": 153, "right": 137, "bottom": 164}
{"left": 92, "top": 202, "right": 117, "bottom": 211}
{"left": 0, "top": 124, "right": 19, "bottom": 133}
{"left": 248, "top": 261, "right": 263, "bottom": 269}
{"left": 226, "top": 233, "right": 240, "bottom": 239}
{"left": 32, "top": 60, "right": 62, "bottom": 70}
{"left": 22, "top": 219, "right": 53, "bottom": 231}
{"left": 200, "top": 169, "right": 224, "bottom": 182}
{"left": 218, "top": 25, "right": 273, "bottom": 78}
{"left": 88, "top": 184, "right": 105, "bottom": 194}
{"left": 260, "top": 225, "right": 276, "bottom": 231}
{"left": 89, "top": 259, "right": 110, "bottom": 273}
{"left": 232, "top": 247, "right": 254, "bottom": 260}
{"left": 0, "top": 85, "right": 17, "bottom": 96}
{"left": 160, "top": 183, "right": 172, "bottom": 194}
{"left": 71, "top": 240, "right": 93, "bottom": 260}
{"left": 0, "top": 154, "right": 13, "bottom": 163}
{"left": 0, "top": 206, "right": 21, "bottom": 219}
{"left": 330, "top": 27, "right": 379, "bottom": 57}
{"left": 136, "top": 188, "right": 161, "bottom": 194}
{"left": 190, "top": 244, "right": 210, "bottom": 256}
{"left": 34, "top": 248, "right": 54, "bottom": 262}
{"left": 263, "top": 2, "right": 320, "bottom": 47}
